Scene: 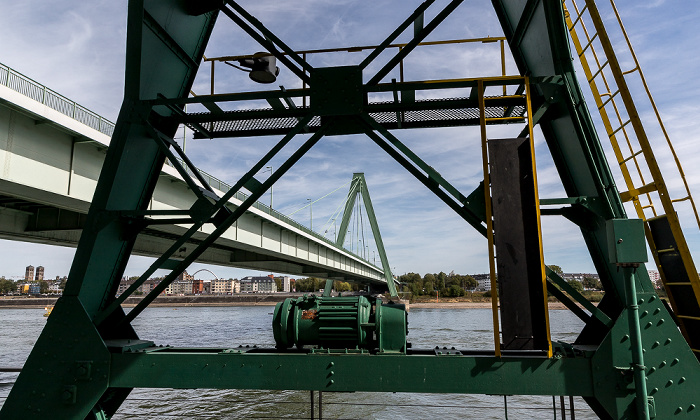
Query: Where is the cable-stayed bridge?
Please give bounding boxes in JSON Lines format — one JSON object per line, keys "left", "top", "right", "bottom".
{"left": 0, "top": 63, "right": 388, "bottom": 285}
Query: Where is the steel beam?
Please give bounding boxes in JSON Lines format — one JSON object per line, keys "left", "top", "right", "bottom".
{"left": 110, "top": 350, "right": 594, "bottom": 396}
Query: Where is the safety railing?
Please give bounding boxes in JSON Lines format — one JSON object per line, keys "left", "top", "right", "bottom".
{"left": 204, "top": 36, "right": 508, "bottom": 103}
{"left": 0, "top": 62, "right": 115, "bottom": 137}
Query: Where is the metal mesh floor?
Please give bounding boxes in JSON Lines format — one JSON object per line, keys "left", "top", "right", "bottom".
{"left": 186, "top": 96, "right": 526, "bottom": 138}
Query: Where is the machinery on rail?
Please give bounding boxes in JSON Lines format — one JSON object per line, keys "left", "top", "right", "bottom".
{"left": 3, "top": 0, "right": 700, "bottom": 419}
{"left": 273, "top": 295, "right": 407, "bottom": 353}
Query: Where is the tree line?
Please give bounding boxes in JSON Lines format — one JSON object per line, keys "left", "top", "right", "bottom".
{"left": 291, "top": 272, "right": 480, "bottom": 297}
{"left": 292, "top": 278, "right": 355, "bottom": 293}
{"left": 397, "top": 271, "right": 478, "bottom": 297}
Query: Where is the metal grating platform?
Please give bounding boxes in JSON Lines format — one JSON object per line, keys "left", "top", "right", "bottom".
{"left": 184, "top": 96, "right": 526, "bottom": 138}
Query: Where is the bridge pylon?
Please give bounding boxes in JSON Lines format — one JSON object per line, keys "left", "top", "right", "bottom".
{"left": 335, "top": 173, "right": 398, "bottom": 297}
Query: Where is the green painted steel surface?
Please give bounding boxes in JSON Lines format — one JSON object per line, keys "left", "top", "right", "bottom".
{"left": 493, "top": 0, "right": 633, "bottom": 304}
{"left": 0, "top": 296, "right": 112, "bottom": 418}
{"left": 4, "top": 1, "right": 700, "bottom": 418}
{"left": 3, "top": 0, "right": 219, "bottom": 417}
{"left": 607, "top": 219, "right": 648, "bottom": 265}
{"left": 109, "top": 350, "right": 594, "bottom": 396}
{"left": 590, "top": 292, "right": 700, "bottom": 418}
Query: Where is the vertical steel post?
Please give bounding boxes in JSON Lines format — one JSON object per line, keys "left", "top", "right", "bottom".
{"left": 210, "top": 60, "right": 215, "bottom": 95}
{"left": 500, "top": 40, "right": 506, "bottom": 96}
{"left": 399, "top": 46, "right": 404, "bottom": 83}
{"left": 303, "top": 53, "right": 307, "bottom": 108}
{"left": 624, "top": 265, "right": 650, "bottom": 420}
{"left": 310, "top": 390, "right": 315, "bottom": 419}
{"left": 569, "top": 395, "right": 575, "bottom": 420}
{"left": 560, "top": 395, "right": 567, "bottom": 420}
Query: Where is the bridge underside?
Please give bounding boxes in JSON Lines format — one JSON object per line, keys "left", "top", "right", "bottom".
{"left": 0, "top": 190, "right": 379, "bottom": 283}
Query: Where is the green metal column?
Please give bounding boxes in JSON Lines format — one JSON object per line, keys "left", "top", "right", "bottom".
{"left": 0, "top": 1, "right": 219, "bottom": 418}
{"left": 623, "top": 266, "right": 650, "bottom": 420}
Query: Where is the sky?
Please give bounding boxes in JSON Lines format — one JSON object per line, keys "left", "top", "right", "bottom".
{"left": 0, "top": 0, "right": 699, "bottom": 281}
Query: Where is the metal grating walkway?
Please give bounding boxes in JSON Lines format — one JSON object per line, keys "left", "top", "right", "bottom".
{"left": 184, "top": 96, "right": 526, "bottom": 138}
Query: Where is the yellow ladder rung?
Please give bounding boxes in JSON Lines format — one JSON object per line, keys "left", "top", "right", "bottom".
{"left": 619, "top": 149, "right": 643, "bottom": 164}
{"left": 609, "top": 119, "right": 631, "bottom": 137}
{"left": 641, "top": 204, "right": 655, "bottom": 210}
{"left": 578, "top": 32, "right": 599, "bottom": 56}
{"left": 588, "top": 60, "right": 609, "bottom": 83}
{"left": 568, "top": 4, "right": 589, "bottom": 30}
{"left": 619, "top": 182, "right": 657, "bottom": 203}
{"left": 677, "top": 315, "right": 700, "bottom": 321}
{"left": 693, "top": 348, "right": 700, "bottom": 354}
{"left": 665, "top": 282, "right": 693, "bottom": 286}
{"left": 622, "top": 66, "right": 639, "bottom": 76}
{"left": 599, "top": 90, "right": 619, "bottom": 109}
{"left": 672, "top": 196, "right": 691, "bottom": 203}
{"left": 484, "top": 117, "right": 525, "bottom": 123}
{"left": 657, "top": 247, "right": 676, "bottom": 254}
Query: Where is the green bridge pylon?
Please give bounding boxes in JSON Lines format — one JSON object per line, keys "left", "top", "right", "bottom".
{"left": 335, "top": 173, "right": 398, "bottom": 298}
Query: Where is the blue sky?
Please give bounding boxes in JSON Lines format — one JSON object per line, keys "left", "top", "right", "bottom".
{"left": 1, "top": 0, "right": 699, "bottom": 281}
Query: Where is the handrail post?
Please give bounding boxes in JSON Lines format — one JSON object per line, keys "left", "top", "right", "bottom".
{"left": 623, "top": 264, "right": 650, "bottom": 420}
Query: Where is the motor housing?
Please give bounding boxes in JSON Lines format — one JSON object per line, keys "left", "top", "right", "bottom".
{"left": 272, "top": 295, "right": 407, "bottom": 353}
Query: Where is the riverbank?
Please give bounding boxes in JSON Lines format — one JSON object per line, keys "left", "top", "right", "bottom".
{"left": 0, "top": 295, "right": 585, "bottom": 310}
{"left": 0, "top": 294, "right": 287, "bottom": 309}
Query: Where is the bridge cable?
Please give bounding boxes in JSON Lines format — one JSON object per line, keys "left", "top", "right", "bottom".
{"left": 321, "top": 184, "right": 355, "bottom": 241}
{"left": 286, "top": 179, "right": 352, "bottom": 217}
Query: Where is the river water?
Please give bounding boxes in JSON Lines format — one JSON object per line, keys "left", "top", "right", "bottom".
{"left": 0, "top": 306, "right": 598, "bottom": 419}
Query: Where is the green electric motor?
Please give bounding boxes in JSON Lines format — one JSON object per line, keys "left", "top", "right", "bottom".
{"left": 272, "top": 295, "right": 408, "bottom": 353}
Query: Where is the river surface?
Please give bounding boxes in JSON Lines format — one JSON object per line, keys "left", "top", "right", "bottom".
{"left": 0, "top": 306, "right": 597, "bottom": 419}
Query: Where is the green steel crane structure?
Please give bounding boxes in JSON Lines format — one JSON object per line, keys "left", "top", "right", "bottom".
{"left": 3, "top": 0, "right": 700, "bottom": 419}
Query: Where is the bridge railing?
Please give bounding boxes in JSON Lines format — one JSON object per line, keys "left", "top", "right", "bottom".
{"left": 0, "top": 62, "right": 377, "bottom": 273}
{"left": 0, "top": 62, "right": 115, "bottom": 137}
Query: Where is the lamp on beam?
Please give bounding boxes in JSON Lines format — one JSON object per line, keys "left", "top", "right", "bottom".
{"left": 230, "top": 52, "right": 280, "bottom": 84}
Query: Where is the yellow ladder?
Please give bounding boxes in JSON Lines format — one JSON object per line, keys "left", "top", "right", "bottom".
{"left": 563, "top": 0, "right": 700, "bottom": 353}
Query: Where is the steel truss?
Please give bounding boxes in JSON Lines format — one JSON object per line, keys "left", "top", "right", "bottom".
{"left": 3, "top": 1, "right": 700, "bottom": 419}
